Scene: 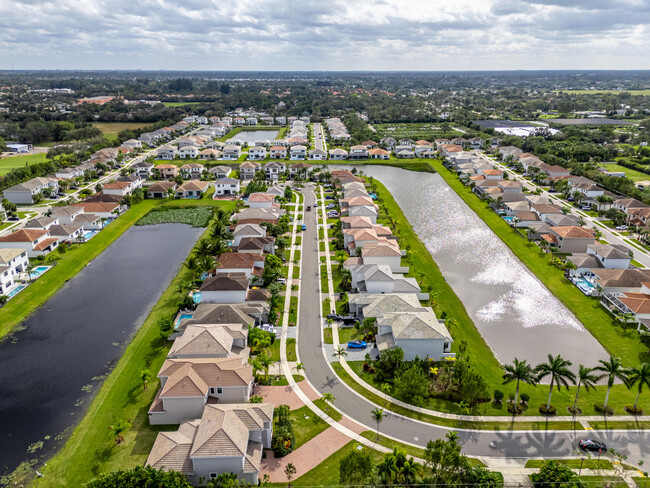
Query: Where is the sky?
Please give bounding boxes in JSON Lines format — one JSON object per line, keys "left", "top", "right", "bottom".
{"left": 0, "top": 0, "right": 648, "bottom": 71}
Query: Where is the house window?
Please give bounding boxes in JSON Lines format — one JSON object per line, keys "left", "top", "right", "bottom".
{"left": 217, "top": 387, "right": 223, "bottom": 394}
{"left": 210, "top": 473, "right": 218, "bottom": 479}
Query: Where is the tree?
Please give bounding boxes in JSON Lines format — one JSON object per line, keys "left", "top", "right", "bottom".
{"left": 159, "top": 317, "right": 175, "bottom": 339}
{"left": 140, "top": 369, "right": 152, "bottom": 391}
{"left": 502, "top": 358, "right": 537, "bottom": 407}
{"left": 293, "top": 362, "right": 304, "bottom": 375}
{"left": 370, "top": 407, "right": 386, "bottom": 440}
{"left": 86, "top": 466, "right": 193, "bottom": 488}
{"left": 321, "top": 392, "right": 335, "bottom": 408}
{"left": 108, "top": 419, "right": 131, "bottom": 444}
{"left": 572, "top": 365, "right": 599, "bottom": 413}
{"left": 535, "top": 353, "right": 576, "bottom": 410}
{"left": 262, "top": 253, "right": 283, "bottom": 286}
{"left": 531, "top": 460, "right": 586, "bottom": 488}
{"left": 395, "top": 364, "right": 428, "bottom": 405}
{"left": 284, "top": 463, "right": 297, "bottom": 488}
{"left": 594, "top": 356, "right": 629, "bottom": 410}
{"left": 423, "top": 433, "right": 471, "bottom": 486}
{"left": 626, "top": 362, "right": 650, "bottom": 412}
{"left": 339, "top": 448, "right": 374, "bottom": 486}
{"left": 374, "top": 347, "right": 404, "bottom": 381}
{"left": 332, "top": 346, "right": 348, "bottom": 360}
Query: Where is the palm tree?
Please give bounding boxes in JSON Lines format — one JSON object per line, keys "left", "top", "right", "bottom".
{"left": 197, "top": 255, "right": 216, "bottom": 275}
{"left": 140, "top": 369, "right": 151, "bottom": 391}
{"left": 377, "top": 453, "right": 398, "bottom": 484}
{"left": 253, "top": 335, "right": 272, "bottom": 355}
{"left": 626, "top": 363, "right": 650, "bottom": 412}
{"left": 321, "top": 392, "right": 335, "bottom": 406}
{"left": 332, "top": 346, "right": 347, "bottom": 360}
{"left": 455, "top": 400, "right": 470, "bottom": 421}
{"left": 371, "top": 407, "right": 386, "bottom": 440}
{"left": 594, "top": 356, "right": 629, "bottom": 411}
{"left": 293, "top": 362, "right": 304, "bottom": 375}
{"left": 194, "top": 239, "right": 213, "bottom": 259}
{"left": 399, "top": 458, "right": 422, "bottom": 485}
{"left": 257, "top": 351, "right": 274, "bottom": 382}
{"left": 572, "top": 365, "right": 599, "bottom": 413}
{"left": 535, "top": 354, "right": 576, "bottom": 410}
{"left": 502, "top": 358, "right": 537, "bottom": 406}
{"left": 108, "top": 419, "right": 131, "bottom": 444}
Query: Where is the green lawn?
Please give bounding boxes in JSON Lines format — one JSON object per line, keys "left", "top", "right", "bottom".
{"left": 320, "top": 264, "right": 329, "bottom": 293}
{"left": 590, "top": 420, "right": 650, "bottom": 430}
{"left": 286, "top": 405, "right": 330, "bottom": 449}
{"left": 578, "top": 476, "right": 628, "bottom": 488}
{"left": 603, "top": 163, "right": 650, "bottom": 181}
{"left": 288, "top": 295, "right": 298, "bottom": 326}
{"left": 634, "top": 478, "right": 650, "bottom": 488}
{"left": 161, "top": 101, "right": 202, "bottom": 107}
{"left": 0, "top": 153, "right": 48, "bottom": 175}
{"left": 92, "top": 122, "right": 151, "bottom": 140}
{"left": 312, "top": 398, "right": 343, "bottom": 421}
{"left": 525, "top": 459, "right": 613, "bottom": 469}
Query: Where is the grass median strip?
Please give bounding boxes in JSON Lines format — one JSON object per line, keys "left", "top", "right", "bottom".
{"left": 525, "top": 459, "right": 613, "bottom": 469}
{"left": 332, "top": 362, "right": 583, "bottom": 431}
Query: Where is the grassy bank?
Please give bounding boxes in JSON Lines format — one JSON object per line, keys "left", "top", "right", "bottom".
{"left": 33, "top": 202, "right": 234, "bottom": 487}
{"left": 0, "top": 152, "right": 48, "bottom": 175}
{"left": 0, "top": 200, "right": 160, "bottom": 340}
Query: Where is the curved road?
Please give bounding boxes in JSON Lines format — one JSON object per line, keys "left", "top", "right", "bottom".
{"left": 296, "top": 185, "right": 650, "bottom": 464}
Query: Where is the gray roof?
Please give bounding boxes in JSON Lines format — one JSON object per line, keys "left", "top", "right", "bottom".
{"left": 588, "top": 244, "right": 631, "bottom": 260}
{"left": 200, "top": 273, "right": 249, "bottom": 292}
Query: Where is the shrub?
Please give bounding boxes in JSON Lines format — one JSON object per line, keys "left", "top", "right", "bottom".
{"left": 520, "top": 393, "right": 530, "bottom": 404}
{"left": 507, "top": 404, "right": 524, "bottom": 414}
{"left": 539, "top": 404, "right": 557, "bottom": 415}
{"left": 594, "top": 403, "right": 614, "bottom": 415}
{"left": 624, "top": 405, "right": 644, "bottom": 415}
{"left": 493, "top": 390, "right": 504, "bottom": 403}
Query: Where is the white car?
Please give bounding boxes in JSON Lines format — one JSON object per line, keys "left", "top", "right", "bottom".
{"left": 616, "top": 225, "right": 628, "bottom": 230}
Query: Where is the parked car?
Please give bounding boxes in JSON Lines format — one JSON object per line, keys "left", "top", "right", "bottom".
{"left": 326, "top": 313, "right": 342, "bottom": 321}
{"left": 306, "top": 205, "right": 311, "bottom": 211}
{"left": 326, "top": 203, "right": 336, "bottom": 209}
{"left": 615, "top": 225, "right": 627, "bottom": 230}
{"left": 301, "top": 224, "right": 307, "bottom": 231}
{"left": 276, "top": 277, "right": 287, "bottom": 284}
{"left": 579, "top": 439, "right": 607, "bottom": 452}
{"left": 347, "top": 340, "right": 367, "bottom": 349}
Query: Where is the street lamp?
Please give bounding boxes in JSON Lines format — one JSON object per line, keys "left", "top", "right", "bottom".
{"left": 579, "top": 458, "right": 585, "bottom": 476}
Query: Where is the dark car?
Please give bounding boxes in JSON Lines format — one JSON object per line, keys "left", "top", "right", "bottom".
{"left": 326, "top": 313, "right": 342, "bottom": 321}
{"left": 341, "top": 316, "right": 357, "bottom": 325}
{"left": 579, "top": 439, "right": 607, "bottom": 452}
{"left": 306, "top": 206, "right": 311, "bottom": 211}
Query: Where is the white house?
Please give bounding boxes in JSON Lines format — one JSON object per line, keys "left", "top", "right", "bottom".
{"left": 240, "top": 161, "right": 261, "bottom": 180}
{"left": 349, "top": 145, "right": 368, "bottom": 159}
{"left": 0, "top": 229, "right": 59, "bottom": 257}
{"left": 214, "top": 178, "right": 240, "bottom": 196}
{"left": 156, "top": 145, "right": 178, "bottom": 160}
{"left": 269, "top": 146, "right": 287, "bottom": 159}
{"left": 222, "top": 145, "right": 241, "bottom": 160}
{"left": 0, "top": 248, "right": 29, "bottom": 296}
{"left": 248, "top": 146, "right": 267, "bottom": 160}
{"left": 248, "top": 192, "right": 276, "bottom": 209}
{"left": 233, "top": 224, "right": 266, "bottom": 246}
{"left": 329, "top": 148, "right": 348, "bottom": 160}
{"left": 3, "top": 177, "right": 60, "bottom": 205}
{"left": 308, "top": 148, "right": 327, "bottom": 160}
{"left": 264, "top": 161, "right": 285, "bottom": 180}
{"left": 290, "top": 145, "right": 307, "bottom": 160}
{"left": 180, "top": 162, "right": 205, "bottom": 179}
{"left": 199, "top": 273, "right": 250, "bottom": 304}
{"left": 179, "top": 146, "right": 200, "bottom": 159}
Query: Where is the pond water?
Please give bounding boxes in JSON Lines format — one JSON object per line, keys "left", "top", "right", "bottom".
{"left": 227, "top": 130, "right": 279, "bottom": 145}
{"left": 0, "top": 223, "right": 203, "bottom": 475}
{"left": 345, "top": 165, "right": 608, "bottom": 370}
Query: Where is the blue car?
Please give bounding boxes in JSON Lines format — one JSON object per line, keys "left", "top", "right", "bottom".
{"left": 301, "top": 224, "right": 307, "bottom": 231}
{"left": 347, "top": 340, "right": 367, "bottom": 349}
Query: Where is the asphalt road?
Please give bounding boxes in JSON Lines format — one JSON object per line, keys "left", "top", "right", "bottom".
{"left": 297, "top": 186, "right": 650, "bottom": 464}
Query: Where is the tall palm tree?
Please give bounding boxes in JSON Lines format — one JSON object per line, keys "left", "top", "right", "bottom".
{"left": 535, "top": 354, "right": 576, "bottom": 410}
{"left": 211, "top": 238, "right": 230, "bottom": 259}
{"left": 627, "top": 363, "right": 650, "bottom": 412}
{"left": 502, "top": 358, "right": 537, "bottom": 406}
{"left": 371, "top": 407, "right": 386, "bottom": 441}
{"left": 257, "top": 351, "right": 274, "bottom": 382}
{"left": 194, "top": 239, "right": 213, "bottom": 259}
{"left": 197, "top": 255, "right": 216, "bottom": 275}
{"left": 332, "top": 346, "right": 347, "bottom": 360}
{"left": 377, "top": 454, "right": 398, "bottom": 484}
{"left": 399, "top": 458, "right": 422, "bottom": 485}
{"left": 572, "top": 365, "right": 599, "bottom": 413}
{"left": 595, "top": 356, "right": 630, "bottom": 411}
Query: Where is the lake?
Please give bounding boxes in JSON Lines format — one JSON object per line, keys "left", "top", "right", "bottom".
{"left": 227, "top": 130, "right": 279, "bottom": 145}
{"left": 0, "top": 223, "right": 203, "bottom": 475}
{"left": 345, "top": 165, "right": 609, "bottom": 370}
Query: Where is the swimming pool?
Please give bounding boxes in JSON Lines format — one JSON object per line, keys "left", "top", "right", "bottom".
{"left": 574, "top": 278, "right": 597, "bottom": 295}
{"left": 29, "top": 266, "right": 52, "bottom": 280}
{"left": 502, "top": 216, "right": 515, "bottom": 224}
{"left": 7, "top": 284, "right": 27, "bottom": 299}
{"left": 192, "top": 292, "right": 202, "bottom": 304}
{"left": 175, "top": 313, "right": 194, "bottom": 329}
{"left": 82, "top": 230, "right": 99, "bottom": 240}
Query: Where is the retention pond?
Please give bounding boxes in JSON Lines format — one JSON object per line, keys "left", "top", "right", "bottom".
{"left": 346, "top": 165, "right": 608, "bottom": 370}
{"left": 0, "top": 223, "right": 202, "bottom": 475}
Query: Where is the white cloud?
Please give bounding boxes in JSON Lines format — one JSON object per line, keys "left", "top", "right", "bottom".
{"left": 0, "top": 0, "right": 647, "bottom": 69}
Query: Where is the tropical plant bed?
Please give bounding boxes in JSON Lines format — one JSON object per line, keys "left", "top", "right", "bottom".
{"left": 135, "top": 207, "right": 214, "bottom": 227}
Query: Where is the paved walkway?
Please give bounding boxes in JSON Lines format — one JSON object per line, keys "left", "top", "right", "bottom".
{"left": 260, "top": 427, "right": 352, "bottom": 482}
{"left": 254, "top": 384, "right": 304, "bottom": 410}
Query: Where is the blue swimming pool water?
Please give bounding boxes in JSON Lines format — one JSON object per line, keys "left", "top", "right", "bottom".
{"left": 502, "top": 216, "right": 515, "bottom": 223}
{"left": 575, "top": 278, "right": 596, "bottom": 295}
{"left": 7, "top": 284, "right": 27, "bottom": 299}
{"left": 175, "top": 313, "right": 194, "bottom": 328}
{"left": 192, "top": 292, "right": 202, "bottom": 304}
{"left": 200, "top": 272, "right": 208, "bottom": 280}
{"left": 29, "top": 266, "right": 51, "bottom": 279}
{"left": 82, "top": 230, "right": 99, "bottom": 240}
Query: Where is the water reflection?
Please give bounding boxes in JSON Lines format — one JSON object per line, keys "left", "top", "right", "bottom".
{"left": 227, "top": 130, "right": 279, "bottom": 145}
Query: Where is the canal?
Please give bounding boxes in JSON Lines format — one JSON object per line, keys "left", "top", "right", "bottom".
{"left": 346, "top": 165, "right": 608, "bottom": 370}
{"left": 0, "top": 223, "right": 203, "bottom": 475}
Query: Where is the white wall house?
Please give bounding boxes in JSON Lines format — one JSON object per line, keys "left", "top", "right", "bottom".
{"left": 214, "top": 178, "right": 240, "bottom": 196}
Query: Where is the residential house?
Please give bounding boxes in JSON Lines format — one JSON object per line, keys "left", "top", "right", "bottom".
{"left": 240, "top": 162, "right": 261, "bottom": 180}
{"left": 0, "top": 248, "right": 29, "bottom": 296}
{"left": 498, "top": 180, "right": 523, "bottom": 193}
{"left": 233, "top": 208, "right": 282, "bottom": 225}
{"left": 543, "top": 226, "right": 595, "bottom": 253}
{"left": 25, "top": 216, "right": 59, "bottom": 230}
{"left": 156, "top": 164, "right": 180, "bottom": 179}
{"left": 148, "top": 181, "right": 177, "bottom": 198}
{"left": 147, "top": 403, "right": 273, "bottom": 484}
{"left": 469, "top": 137, "right": 484, "bottom": 149}
{"left": 48, "top": 223, "right": 85, "bottom": 242}
{"left": 222, "top": 145, "right": 241, "bottom": 160}
{"left": 329, "top": 148, "right": 348, "bottom": 160}
{"left": 592, "top": 269, "right": 650, "bottom": 294}
{"left": 210, "top": 166, "right": 232, "bottom": 179}
{"left": 248, "top": 146, "right": 267, "bottom": 160}
{"left": 102, "top": 181, "right": 133, "bottom": 197}
{"left": 308, "top": 148, "right": 327, "bottom": 160}
{"left": 289, "top": 145, "right": 307, "bottom": 160}
{"left": 214, "top": 178, "right": 240, "bottom": 196}
{"left": 349, "top": 264, "right": 422, "bottom": 296}
{"left": 345, "top": 205, "right": 378, "bottom": 224}
{"left": 200, "top": 273, "right": 251, "bottom": 304}
{"left": 360, "top": 242, "right": 403, "bottom": 272}
{"left": 349, "top": 145, "right": 368, "bottom": 160}
{"left": 269, "top": 146, "right": 287, "bottom": 159}
{"left": 179, "top": 146, "right": 199, "bottom": 159}
{"left": 133, "top": 161, "right": 155, "bottom": 179}
{"left": 50, "top": 205, "right": 85, "bottom": 225}
{"left": 3, "top": 177, "right": 60, "bottom": 204}
{"left": 247, "top": 193, "right": 276, "bottom": 209}
{"left": 264, "top": 161, "right": 286, "bottom": 180}
{"left": 176, "top": 181, "right": 210, "bottom": 199}
{"left": 614, "top": 198, "right": 649, "bottom": 217}
{"left": 235, "top": 237, "right": 275, "bottom": 255}
{"left": 180, "top": 162, "right": 205, "bottom": 180}
{"left": 368, "top": 148, "right": 390, "bottom": 160}
{"left": 55, "top": 167, "right": 84, "bottom": 179}
{"left": 215, "top": 254, "right": 264, "bottom": 280}
{"left": 532, "top": 203, "right": 564, "bottom": 223}
{"left": 199, "top": 149, "right": 221, "bottom": 160}
{"left": 290, "top": 162, "right": 313, "bottom": 178}
{"left": 71, "top": 202, "right": 122, "bottom": 219}
{"left": 157, "top": 145, "right": 178, "bottom": 160}
{"left": 233, "top": 224, "right": 266, "bottom": 246}
{"left": 0, "top": 229, "right": 59, "bottom": 257}
{"left": 567, "top": 244, "right": 632, "bottom": 277}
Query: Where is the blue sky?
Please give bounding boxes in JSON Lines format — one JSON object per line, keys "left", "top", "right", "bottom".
{"left": 0, "top": 0, "right": 648, "bottom": 70}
